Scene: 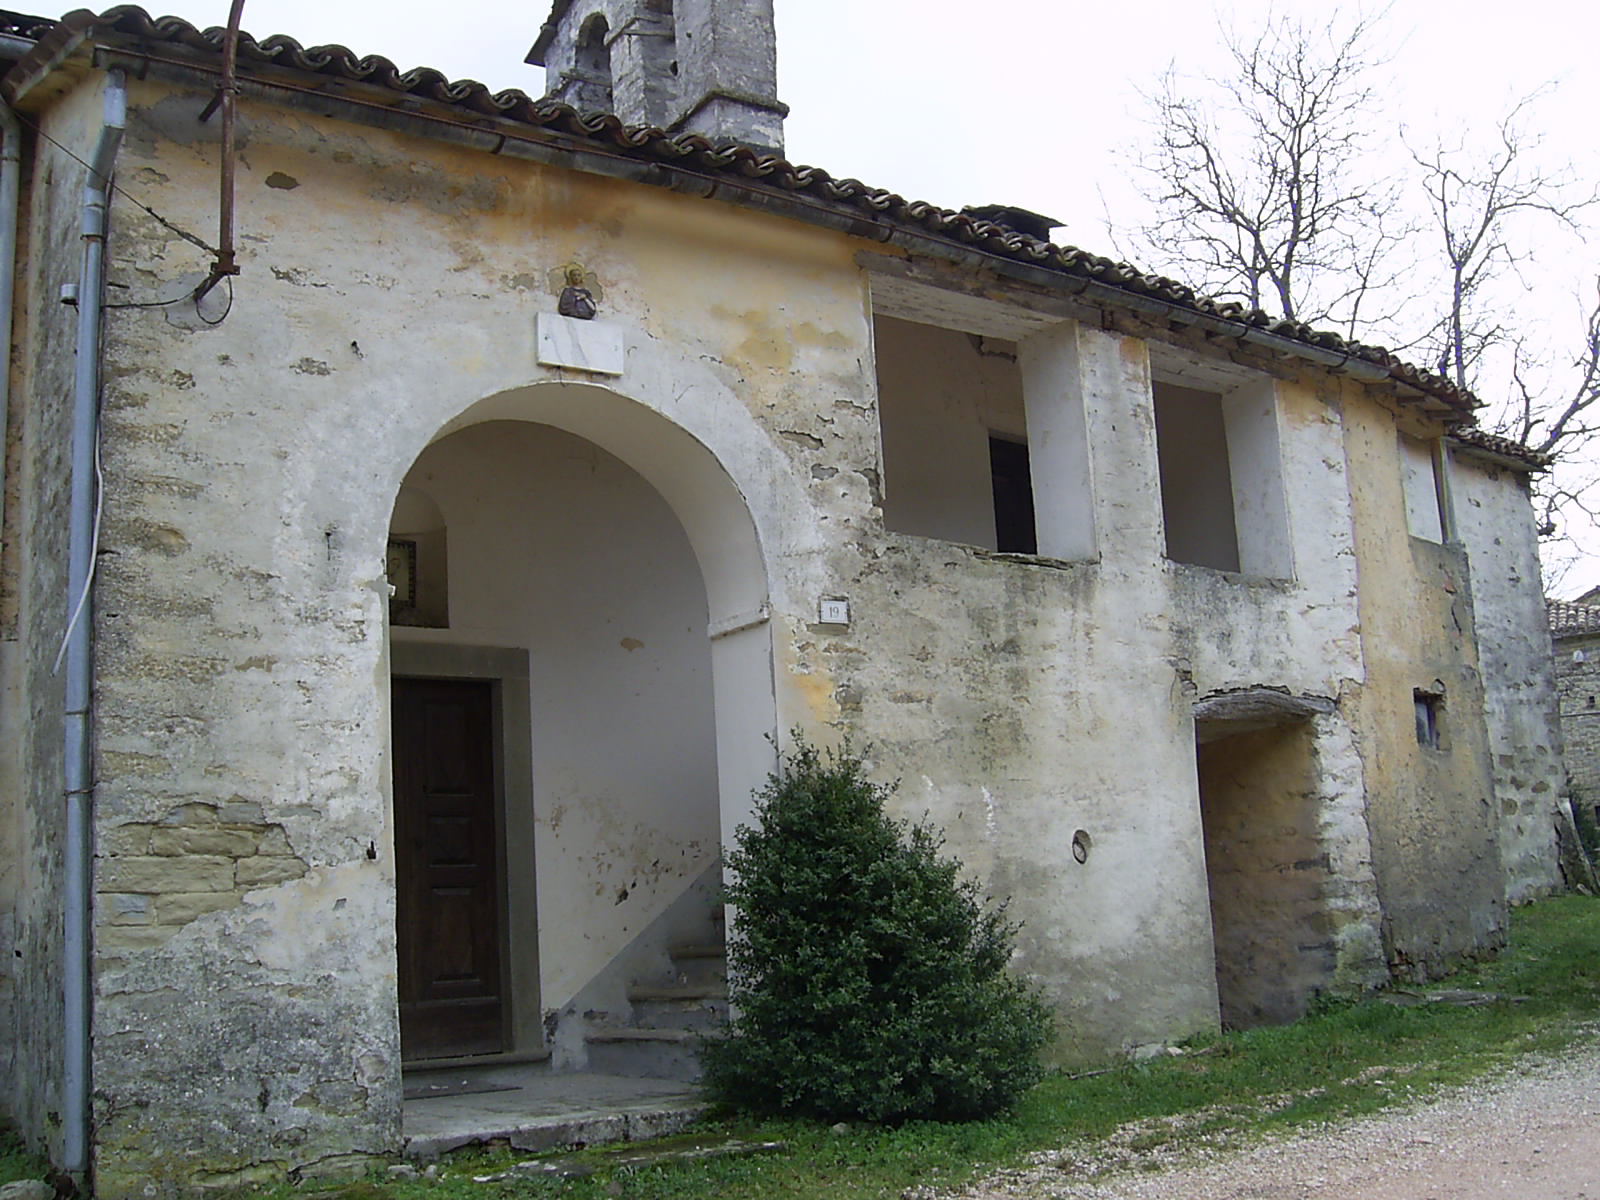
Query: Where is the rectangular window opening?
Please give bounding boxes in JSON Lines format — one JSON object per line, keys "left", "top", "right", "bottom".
{"left": 1152, "top": 375, "right": 1292, "bottom": 578}
{"left": 1153, "top": 382, "right": 1239, "bottom": 571}
{"left": 874, "top": 313, "right": 1030, "bottom": 552}
{"left": 1414, "top": 688, "right": 1444, "bottom": 749}
{"left": 1400, "top": 434, "right": 1448, "bottom": 543}
{"left": 989, "top": 435, "right": 1037, "bottom": 554}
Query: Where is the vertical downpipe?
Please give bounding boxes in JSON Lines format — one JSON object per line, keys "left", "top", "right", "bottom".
{"left": 0, "top": 97, "right": 20, "bottom": 551}
{"left": 63, "top": 68, "right": 125, "bottom": 1181}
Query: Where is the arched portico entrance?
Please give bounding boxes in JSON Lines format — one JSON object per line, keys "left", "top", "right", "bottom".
{"left": 381, "top": 383, "right": 774, "bottom": 1069}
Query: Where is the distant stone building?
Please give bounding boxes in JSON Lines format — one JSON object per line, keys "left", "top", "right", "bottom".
{"left": 1549, "top": 596, "right": 1600, "bottom": 818}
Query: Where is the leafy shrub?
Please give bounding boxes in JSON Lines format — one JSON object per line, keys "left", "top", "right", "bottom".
{"left": 701, "top": 738, "right": 1053, "bottom": 1123}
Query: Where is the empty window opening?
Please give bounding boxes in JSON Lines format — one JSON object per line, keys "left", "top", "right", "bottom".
{"left": 1196, "top": 723, "right": 1332, "bottom": 1029}
{"left": 1400, "top": 434, "right": 1448, "bottom": 542}
{"left": 1154, "top": 382, "right": 1239, "bottom": 571}
{"left": 875, "top": 314, "right": 1030, "bottom": 552}
{"left": 1414, "top": 688, "right": 1444, "bottom": 749}
{"left": 1151, "top": 374, "right": 1293, "bottom": 578}
{"left": 388, "top": 483, "right": 449, "bottom": 628}
{"left": 1589, "top": 696, "right": 1596, "bottom": 709}
{"left": 989, "top": 435, "right": 1037, "bottom": 554}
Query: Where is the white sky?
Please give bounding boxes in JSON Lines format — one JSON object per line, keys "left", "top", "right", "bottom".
{"left": 135, "top": 0, "right": 1600, "bottom": 592}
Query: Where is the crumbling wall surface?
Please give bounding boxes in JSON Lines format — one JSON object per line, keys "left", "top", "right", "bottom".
{"left": 1449, "top": 451, "right": 1565, "bottom": 900}
{"left": 810, "top": 322, "right": 1226, "bottom": 1066}
{"left": 77, "top": 76, "right": 840, "bottom": 1194}
{"left": 1343, "top": 403, "right": 1506, "bottom": 979}
{"left": 2, "top": 79, "right": 112, "bottom": 1153}
{"left": 1164, "top": 372, "right": 1385, "bottom": 996}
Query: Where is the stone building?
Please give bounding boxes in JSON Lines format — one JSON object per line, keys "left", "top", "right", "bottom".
{"left": 1549, "top": 596, "right": 1600, "bottom": 816}
{"left": 0, "top": 2, "right": 1568, "bottom": 1193}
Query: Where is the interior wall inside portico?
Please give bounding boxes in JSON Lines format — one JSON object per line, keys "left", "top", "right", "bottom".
{"left": 391, "top": 418, "right": 720, "bottom": 1010}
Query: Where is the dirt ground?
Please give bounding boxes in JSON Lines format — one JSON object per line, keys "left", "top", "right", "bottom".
{"left": 948, "top": 1036, "right": 1600, "bottom": 1200}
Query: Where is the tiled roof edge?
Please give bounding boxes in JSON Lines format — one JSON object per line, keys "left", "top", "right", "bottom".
{"left": 1549, "top": 600, "right": 1600, "bottom": 637}
{"left": 1448, "top": 428, "right": 1550, "bottom": 471}
{"left": 3, "top": 5, "right": 1484, "bottom": 416}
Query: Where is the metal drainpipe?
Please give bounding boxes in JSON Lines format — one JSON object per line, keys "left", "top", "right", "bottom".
{"left": 63, "top": 67, "right": 125, "bottom": 1181}
{"left": 0, "top": 96, "right": 20, "bottom": 597}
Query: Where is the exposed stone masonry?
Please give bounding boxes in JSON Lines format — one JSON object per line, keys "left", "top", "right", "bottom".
{"left": 97, "top": 803, "right": 306, "bottom": 953}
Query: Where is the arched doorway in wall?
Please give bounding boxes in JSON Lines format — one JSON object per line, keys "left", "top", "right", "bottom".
{"left": 383, "top": 384, "right": 773, "bottom": 1070}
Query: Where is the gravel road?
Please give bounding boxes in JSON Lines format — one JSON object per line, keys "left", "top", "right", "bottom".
{"left": 945, "top": 1035, "right": 1600, "bottom": 1200}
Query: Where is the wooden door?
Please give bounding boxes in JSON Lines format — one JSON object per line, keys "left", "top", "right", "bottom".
{"left": 392, "top": 677, "right": 505, "bottom": 1061}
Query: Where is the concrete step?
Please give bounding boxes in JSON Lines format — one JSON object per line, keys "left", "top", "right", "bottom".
{"left": 668, "top": 942, "right": 727, "bottom": 987}
{"left": 633, "top": 998, "right": 729, "bottom": 1036}
{"left": 584, "top": 1026, "right": 704, "bottom": 1081}
{"left": 669, "top": 942, "right": 726, "bottom": 959}
{"left": 629, "top": 983, "right": 725, "bottom": 1002}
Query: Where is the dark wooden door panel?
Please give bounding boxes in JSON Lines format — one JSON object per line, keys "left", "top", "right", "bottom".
{"left": 393, "top": 677, "right": 504, "bottom": 1060}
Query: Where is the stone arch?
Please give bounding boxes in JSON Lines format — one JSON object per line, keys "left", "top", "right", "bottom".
{"left": 572, "top": 13, "right": 615, "bottom": 111}
{"left": 429, "top": 381, "right": 767, "bottom": 627}
{"left": 379, "top": 380, "right": 777, "bottom": 1064}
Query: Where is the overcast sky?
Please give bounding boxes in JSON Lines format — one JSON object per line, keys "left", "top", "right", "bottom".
{"left": 135, "top": 0, "right": 1600, "bottom": 591}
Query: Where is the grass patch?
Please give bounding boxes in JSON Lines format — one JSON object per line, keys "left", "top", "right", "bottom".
{"left": 0, "top": 1124, "right": 50, "bottom": 1187}
{"left": 258, "top": 896, "right": 1600, "bottom": 1200}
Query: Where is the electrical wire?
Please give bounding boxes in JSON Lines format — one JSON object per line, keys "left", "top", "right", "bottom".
{"left": 196, "top": 273, "right": 233, "bottom": 325}
{"left": 16, "top": 108, "right": 219, "bottom": 256}
{"left": 52, "top": 425, "right": 105, "bottom": 677}
{"left": 104, "top": 294, "right": 191, "bottom": 309}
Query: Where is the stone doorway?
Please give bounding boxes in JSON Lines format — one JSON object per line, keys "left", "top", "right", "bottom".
{"left": 1195, "top": 719, "right": 1333, "bottom": 1029}
{"left": 393, "top": 676, "right": 507, "bottom": 1062}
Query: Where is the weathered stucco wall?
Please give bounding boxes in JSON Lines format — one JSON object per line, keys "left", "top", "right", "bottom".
{"left": 0, "top": 55, "right": 1534, "bottom": 1194}
{"left": 1343, "top": 404, "right": 1505, "bottom": 978}
{"left": 77, "top": 75, "right": 833, "bottom": 1193}
{"left": 1448, "top": 449, "right": 1565, "bottom": 901}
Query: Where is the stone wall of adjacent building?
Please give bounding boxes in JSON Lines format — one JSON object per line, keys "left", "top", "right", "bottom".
{"left": 1552, "top": 623, "right": 1600, "bottom": 815}
{"left": 0, "top": 78, "right": 116, "bottom": 1154}
{"left": 1450, "top": 447, "right": 1566, "bottom": 901}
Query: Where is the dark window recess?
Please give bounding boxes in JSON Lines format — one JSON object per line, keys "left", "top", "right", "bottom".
{"left": 1414, "top": 689, "right": 1444, "bottom": 749}
{"left": 989, "top": 436, "right": 1037, "bottom": 554}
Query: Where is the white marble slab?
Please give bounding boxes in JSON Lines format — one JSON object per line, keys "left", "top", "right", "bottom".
{"left": 536, "top": 312, "right": 625, "bottom": 376}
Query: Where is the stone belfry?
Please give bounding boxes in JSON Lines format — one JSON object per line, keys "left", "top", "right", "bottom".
{"left": 526, "top": 0, "right": 788, "bottom": 153}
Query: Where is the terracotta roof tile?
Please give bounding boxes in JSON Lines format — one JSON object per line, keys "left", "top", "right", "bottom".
{"left": 1449, "top": 428, "right": 1551, "bottom": 469}
{"left": 1, "top": 6, "right": 1485, "bottom": 416}
{"left": 1550, "top": 600, "right": 1600, "bottom": 637}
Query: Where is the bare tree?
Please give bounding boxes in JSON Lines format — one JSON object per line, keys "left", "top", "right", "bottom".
{"left": 1127, "top": 8, "right": 1413, "bottom": 338}
{"left": 1412, "top": 94, "right": 1598, "bottom": 394}
{"left": 1125, "top": 8, "right": 1600, "bottom": 578}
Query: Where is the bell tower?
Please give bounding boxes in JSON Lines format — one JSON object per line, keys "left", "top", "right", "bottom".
{"left": 527, "top": 0, "right": 787, "bottom": 153}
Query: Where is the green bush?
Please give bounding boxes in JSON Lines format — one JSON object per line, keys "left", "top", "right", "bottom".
{"left": 701, "top": 739, "right": 1053, "bottom": 1123}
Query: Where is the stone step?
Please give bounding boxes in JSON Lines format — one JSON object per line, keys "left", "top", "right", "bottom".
{"left": 634, "top": 1000, "right": 726, "bottom": 1032}
{"left": 629, "top": 983, "right": 725, "bottom": 1002}
{"left": 669, "top": 942, "right": 726, "bottom": 960}
{"left": 667, "top": 942, "right": 727, "bottom": 987}
{"left": 584, "top": 1026, "right": 704, "bottom": 1081}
